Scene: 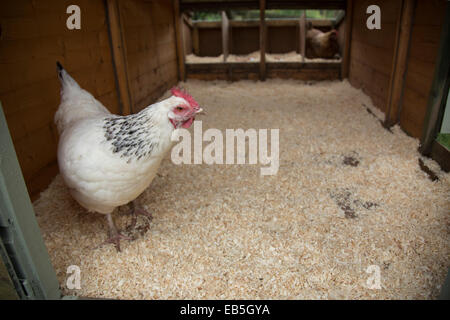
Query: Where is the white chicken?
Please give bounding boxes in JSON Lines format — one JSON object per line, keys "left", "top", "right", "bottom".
{"left": 55, "top": 62, "right": 202, "bottom": 251}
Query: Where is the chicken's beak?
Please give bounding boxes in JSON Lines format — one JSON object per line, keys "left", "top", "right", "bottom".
{"left": 195, "top": 108, "right": 205, "bottom": 115}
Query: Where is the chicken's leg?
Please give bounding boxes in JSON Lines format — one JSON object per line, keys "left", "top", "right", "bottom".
{"left": 97, "top": 213, "right": 132, "bottom": 252}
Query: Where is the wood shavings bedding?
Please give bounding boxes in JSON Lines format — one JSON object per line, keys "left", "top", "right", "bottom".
{"left": 186, "top": 51, "right": 341, "bottom": 63}
{"left": 34, "top": 79, "right": 449, "bottom": 299}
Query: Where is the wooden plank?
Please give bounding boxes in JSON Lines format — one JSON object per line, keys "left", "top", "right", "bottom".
{"left": 14, "top": 125, "right": 57, "bottom": 183}
{"left": 106, "top": 0, "right": 132, "bottom": 115}
{"left": 221, "top": 11, "right": 229, "bottom": 62}
{"left": 194, "top": 19, "right": 333, "bottom": 29}
{"left": 350, "top": 40, "right": 395, "bottom": 76}
{"left": 186, "top": 62, "right": 258, "bottom": 73}
{"left": 341, "top": 0, "right": 353, "bottom": 78}
{"left": 187, "top": 61, "right": 339, "bottom": 70}
{"left": 183, "top": 13, "right": 193, "bottom": 28}
{"left": 267, "top": 69, "right": 340, "bottom": 81}
{"left": 186, "top": 61, "right": 341, "bottom": 81}
{"left": 267, "top": 61, "right": 341, "bottom": 69}
{"left": 28, "top": 162, "right": 59, "bottom": 201}
{"left": 299, "top": 12, "right": 306, "bottom": 62}
{"left": 403, "top": 63, "right": 435, "bottom": 97}
{"left": 351, "top": 20, "right": 397, "bottom": 50}
{"left": 192, "top": 25, "right": 200, "bottom": 55}
{"left": 180, "top": 0, "right": 346, "bottom": 11}
{"left": 400, "top": 88, "right": 428, "bottom": 137}
{"left": 259, "top": 0, "right": 266, "bottom": 81}
{"left": 173, "top": 0, "right": 186, "bottom": 81}
{"left": 385, "top": 0, "right": 415, "bottom": 127}
{"left": 229, "top": 15, "right": 233, "bottom": 54}
{"left": 408, "top": 25, "right": 443, "bottom": 63}
{"left": 349, "top": 58, "right": 391, "bottom": 112}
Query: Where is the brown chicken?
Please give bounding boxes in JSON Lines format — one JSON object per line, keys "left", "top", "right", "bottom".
{"left": 306, "top": 24, "right": 340, "bottom": 59}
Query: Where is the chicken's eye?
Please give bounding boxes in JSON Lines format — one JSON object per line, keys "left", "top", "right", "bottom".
{"left": 176, "top": 106, "right": 184, "bottom": 111}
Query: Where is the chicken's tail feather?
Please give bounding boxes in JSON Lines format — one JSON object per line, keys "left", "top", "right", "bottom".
{"left": 56, "top": 61, "right": 80, "bottom": 90}
{"left": 56, "top": 61, "right": 64, "bottom": 80}
{"left": 55, "top": 61, "right": 110, "bottom": 133}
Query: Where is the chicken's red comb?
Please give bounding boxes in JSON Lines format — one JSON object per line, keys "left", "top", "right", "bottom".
{"left": 171, "top": 87, "right": 199, "bottom": 109}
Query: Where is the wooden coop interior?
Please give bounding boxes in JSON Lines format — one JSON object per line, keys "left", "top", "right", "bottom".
{"left": 0, "top": 0, "right": 448, "bottom": 202}
{"left": 0, "top": 0, "right": 449, "bottom": 300}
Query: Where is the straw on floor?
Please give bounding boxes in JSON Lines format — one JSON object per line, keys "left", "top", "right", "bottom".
{"left": 34, "top": 79, "right": 450, "bottom": 299}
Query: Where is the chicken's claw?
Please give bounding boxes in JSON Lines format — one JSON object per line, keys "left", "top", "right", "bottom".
{"left": 98, "top": 232, "right": 132, "bottom": 252}
{"left": 94, "top": 213, "right": 132, "bottom": 252}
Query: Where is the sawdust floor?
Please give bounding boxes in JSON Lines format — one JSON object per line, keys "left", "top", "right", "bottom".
{"left": 34, "top": 79, "right": 450, "bottom": 299}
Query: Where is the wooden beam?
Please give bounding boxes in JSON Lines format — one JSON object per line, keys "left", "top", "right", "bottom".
{"left": 384, "top": 0, "right": 415, "bottom": 127}
{"left": 334, "top": 8, "right": 345, "bottom": 27}
{"left": 186, "top": 61, "right": 341, "bottom": 81}
{"left": 221, "top": 11, "right": 229, "bottom": 62}
{"left": 229, "top": 17, "right": 233, "bottom": 55}
{"left": 299, "top": 12, "right": 306, "bottom": 62}
{"left": 193, "top": 19, "right": 333, "bottom": 29}
{"left": 183, "top": 13, "right": 193, "bottom": 29}
{"left": 259, "top": 0, "right": 266, "bottom": 81}
{"left": 106, "top": 0, "right": 132, "bottom": 115}
{"left": 192, "top": 25, "right": 200, "bottom": 55}
{"left": 180, "top": 0, "right": 346, "bottom": 11}
{"left": 341, "top": 0, "right": 353, "bottom": 79}
{"left": 173, "top": 0, "right": 186, "bottom": 81}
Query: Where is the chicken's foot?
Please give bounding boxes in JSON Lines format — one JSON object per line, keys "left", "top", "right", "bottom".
{"left": 96, "top": 213, "right": 132, "bottom": 252}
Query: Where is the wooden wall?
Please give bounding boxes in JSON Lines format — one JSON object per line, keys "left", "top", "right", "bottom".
{"left": 399, "top": 0, "right": 447, "bottom": 138}
{"left": 230, "top": 26, "right": 260, "bottom": 54}
{"left": 347, "top": 0, "right": 447, "bottom": 139}
{"left": 198, "top": 27, "right": 222, "bottom": 56}
{"left": 348, "top": 0, "right": 402, "bottom": 113}
{"left": 0, "top": 0, "right": 120, "bottom": 199}
{"left": 0, "top": 0, "right": 179, "bottom": 199}
{"left": 267, "top": 26, "right": 297, "bottom": 53}
{"left": 119, "top": 0, "right": 178, "bottom": 112}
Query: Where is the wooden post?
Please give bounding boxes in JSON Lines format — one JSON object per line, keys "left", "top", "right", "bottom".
{"left": 106, "top": 0, "right": 132, "bottom": 115}
{"left": 384, "top": 0, "right": 415, "bottom": 127}
{"left": 299, "top": 12, "right": 306, "bottom": 62}
{"left": 259, "top": 0, "right": 266, "bottom": 81}
{"left": 341, "top": 0, "right": 353, "bottom": 79}
{"left": 173, "top": 0, "right": 185, "bottom": 81}
{"left": 229, "top": 19, "right": 233, "bottom": 55}
{"left": 192, "top": 26, "right": 200, "bottom": 55}
{"left": 221, "top": 11, "right": 229, "bottom": 62}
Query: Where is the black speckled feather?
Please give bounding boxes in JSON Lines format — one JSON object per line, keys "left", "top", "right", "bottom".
{"left": 103, "top": 110, "right": 159, "bottom": 162}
